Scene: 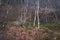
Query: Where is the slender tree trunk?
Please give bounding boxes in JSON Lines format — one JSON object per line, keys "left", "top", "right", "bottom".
{"left": 54, "top": 12, "right": 58, "bottom": 22}
{"left": 21, "top": 11, "right": 23, "bottom": 24}
{"left": 23, "top": 6, "right": 27, "bottom": 24}
{"left": 23, "top": 0, "right": 28, "bottom": 24}
{"left": 36, "top": 0, "right": 40, "bottom": 28}
{"left": 33, "top": 9, "right": 37, "bottom": 26}
{"left": 7, "top": 9, "right": 9, "bottom": 25}
{"left": 44, "top": 0, "right": 49, "bottom": 23}
{"left": 33, "top": 0, "right": 40, "bottom": 28}
{"left": 7, "top": 6, "right": 10, "bottom": 25}
{"left": 45, "top": 7, "right": 48, "bottom": 23}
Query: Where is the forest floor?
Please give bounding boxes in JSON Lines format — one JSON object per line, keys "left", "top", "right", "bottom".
{"left": 0, "top": 26, "right": 60, "bottom": 40}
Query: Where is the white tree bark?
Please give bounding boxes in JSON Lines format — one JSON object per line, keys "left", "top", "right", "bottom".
{"left": 33, "top": 0, "right": 40, "bottom": 28}
{"left": 24, "top": 0, "right": 28, "bottom": 23}
{"left": 33, "top": 9, "right": 37, "bottom": 26}
{"left": 36, "top": 0, "right": 40, "bottom": 28}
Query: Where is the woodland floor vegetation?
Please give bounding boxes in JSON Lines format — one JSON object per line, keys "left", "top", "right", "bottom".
{"left": 0, "top": 23, "right": 60, "bottom": 40}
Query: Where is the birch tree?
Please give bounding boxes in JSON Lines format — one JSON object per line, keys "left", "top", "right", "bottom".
{"left": 33, "top": 8, "right": 37, "bottom": 26}
{"left": 37, "top": 0, "right": 40, "bottom": 28}
{"left": 33, "top": 0, "right": 40, "bottom": 28}
{"left": 23, "top": 0, "right": 28, "bottom": 24}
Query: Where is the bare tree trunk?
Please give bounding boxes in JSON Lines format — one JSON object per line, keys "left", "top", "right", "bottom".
{"left": 24, "top": 0, "right": 28, "bottom": 23}
{"left": 45, "top": 0, "right": 53, "bottom": 23}
{"left": 45, "top": 7, "right": 48, "bottom": 23}
{"left": 36, "top": 0, "right": 40, "bottom": 28}
{"left": 6, "top": 6, "right": 11, "bottom": 25}
{"left": 33, "top": 0, "right": 40, "bottom": 28}
{"left": 44, "top": 0, "right": 50, "bottom": 23}
{"left": 52, "top": 0, "right": 58, "bottom": 23}
{"left": 7, "top": 9, "right": 9, "bottom": 25}
{"left": 33, "top": 9, "right": 37, "bottom": 26}
{"left": 54, "top": 12, "right": 58, "bottom": 22}
{"left": 21, "top": 11, "right": 23, "bottom": 24}
{"left": 23, "top": 6, "right": 27, "bottom": 24}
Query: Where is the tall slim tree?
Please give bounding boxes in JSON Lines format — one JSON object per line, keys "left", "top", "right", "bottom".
{"left": 33, "top": 0, "right": 37, "bottom": 27}
{"left": 33, "top": 8, "right": 37, "bottom": 26}
{"left": 37, "top": 0, "right": 40, "bottom": 28}
{"left": 33, "top": 0, "right": 40, "bottom": 28}
{"left": 24, "top": 0, "right": 28, "bottom": 24}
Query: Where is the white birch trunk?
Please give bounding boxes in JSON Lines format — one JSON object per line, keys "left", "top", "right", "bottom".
{"left": 33, "top": 9, "right": 37, "bottom": 26}
{"left": 33, "top": 0, "right": 40, "bottom": 28}
{"left": 37, "top": 0, "right": 40, "bottom": 28}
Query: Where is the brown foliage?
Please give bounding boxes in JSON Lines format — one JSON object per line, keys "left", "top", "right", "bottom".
{"left": 6, "top": 26, "right": 60, "bottom": 40}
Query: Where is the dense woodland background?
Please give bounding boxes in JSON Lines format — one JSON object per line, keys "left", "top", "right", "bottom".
{"left": 0, "top": 0, "right": 60, "bottom": 40}
{"left": 0, "top": 0, "right": 60, "bottom": 26}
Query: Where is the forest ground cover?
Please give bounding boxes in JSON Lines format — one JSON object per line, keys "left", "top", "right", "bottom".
{"left": 0, "top": 23, "right": 60, "bottom": 40}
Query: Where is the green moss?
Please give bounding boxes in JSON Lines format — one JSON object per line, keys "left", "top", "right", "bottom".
{"left": 41, "top": 23, "right": 60, "bottom": 31}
